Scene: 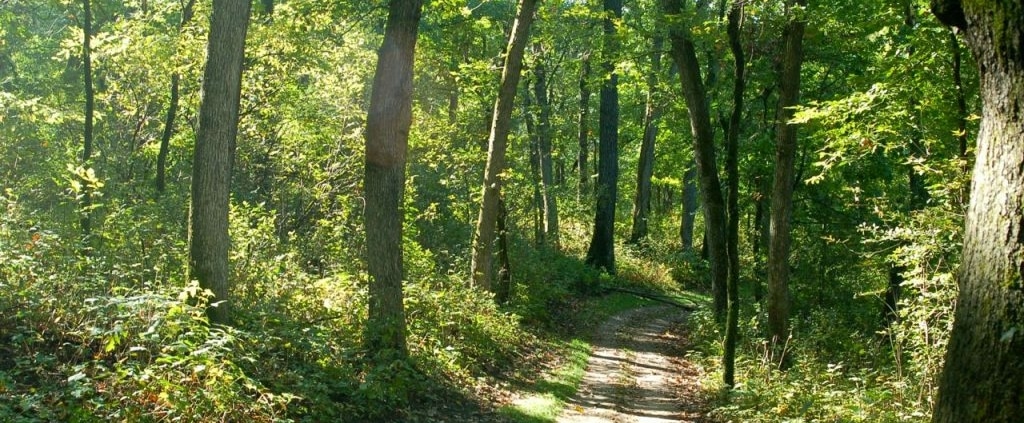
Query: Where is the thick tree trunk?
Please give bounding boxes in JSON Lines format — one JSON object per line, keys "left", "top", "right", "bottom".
{"left": 662, "top": 0, "right": 728, "bottom": 317}
{"left": 470, "top": 0, "right": 539, "bottom": 290}
{"left": 629, "top": 36, "right": 663, "bottom": 244}
{"left": 363, "top": 0, "right": 423, "bottom": 356}
{"left": 80, "top": 0, "right": 95, "bottom": 238}
{"left": 578, "top": 55, "right": 591, "bottom": 200}
{"left": 584, "top": 0, "right": 622, "bottom": 273}
{"left": 930, "top": 1, "right": 1024, "bottom": 421}
{"left": 681, "top": 162, "right": 698, "bottom": 252}
{"left": 156, "top": 0, "right": 197, "bottom": 195}
{"left": 188, "top": 0, "right": 252, "bottom": 325}
{"left": 723, "top": 0, "right": 744, "bottom": 388}
{"left": 533, "top": 58, "right": 560, "bottom": 247}
{"left": 766, "top": 0, "right": 805, "bottom": 362}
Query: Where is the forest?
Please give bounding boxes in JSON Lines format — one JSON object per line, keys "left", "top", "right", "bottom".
{"left": 1, "top": 0, "right": 1022, "bottom": 421}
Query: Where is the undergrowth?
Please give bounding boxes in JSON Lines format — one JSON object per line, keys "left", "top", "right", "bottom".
{"left": 2, "top": 187, "right": 690, "bottom": 422}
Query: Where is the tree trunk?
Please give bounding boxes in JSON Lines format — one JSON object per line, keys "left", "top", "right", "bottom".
{"left": 662, "top": 0, "right": 728, "bottom": 317}
{"left": 723, "top": 0, "right": 744, "bottom": 389}
{"left": 578, "top": 55, "right": 591, "bottom": 200}
{"left": 524, "top": 85, "right": 545, "bottom": 246}
{"left": 681, "top": 161, "right": 698, "bottom": 252}
{"left": 766, "top": 0, "right": 805, "bottom": 363}
{"left": 494, "top": 198, "right": 512, "bottom": 304}
{"left": 80, "top": 0, "right": 95, "bottom": 239}
{"left": 930, "top": 1, "right": 1024, "bottom": 421}
{"left": 188, "top": 0, "right": 252, "bottom": 325}
{"left": 584, "top": 0, "right": 622, "bottom": 273}
{"left": 156, "top": 0, "right": 197, "bottom": 195}
{"left": 470, "top": 0, "right": 539, "bottom": 290}
{"left": 629, "top": 36, "right": 663, "bottom": 244}
{"left": 533, "top": 56, "right": 560, "bottom": 247}
{"left": 363, "top": 0, "right": 423, "bottom": 356}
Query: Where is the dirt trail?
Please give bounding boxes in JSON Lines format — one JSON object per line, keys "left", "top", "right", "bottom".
{"left": 558, "top": 306, "right": 708, "bottom": 423}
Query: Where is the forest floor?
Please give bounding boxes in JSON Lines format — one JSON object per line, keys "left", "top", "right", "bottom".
{"left": 554, "top": 305, "right": 711, "bottom": 423}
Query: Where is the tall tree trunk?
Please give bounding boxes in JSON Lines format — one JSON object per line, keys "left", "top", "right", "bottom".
{"left": 723, "top": 0, "right": 744, "bottom": 389}
{"left": 470, "top": 0, "right": 539, "bottom": 290}
{"left": 930, "top": 1, "right": 1024, "bottom": 421}
{"left": 80, "top": 0, "right": 95, "bottom": 238}
{"left": 533, "top": 56, "right": 560, "bottom": 247}
{"left": 578, "top": 55, "right": 591, "bottom": 200}
{"left": 188, "top": 0, "right": 252, "bottom": 325}
{"left": 363, "top": 0, "right": 423, "bottom": 356}
{"left": 766, "top": 0, "right": 806, "bottom": 363}
{"left": 662, "top": 0, "right": 728, "bottom": 317}
{"left": 156, "top": 0, "right": 197, "bottom": 195}
{"left": 584, "top": 0, "right": 622, "bottom": 273}
{"left": 681, "top": 161, "right": 698, "bottom": 252}
{"left": 524, "top": 85, "right": 545, "bottom": 246}
{"left": 629, "top": 36, "right": 663, "bottom": 244}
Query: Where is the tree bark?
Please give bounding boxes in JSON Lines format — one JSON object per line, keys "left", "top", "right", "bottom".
{"left": 629, "top": 36, "right": 663, "bottom": 244}
{"left": 930, "top": 1, "right": 1024, "bottom": 421}
{"left": 578, "top": 55, "right": 591, "bottom": 200}
{"left": 723, "top": 0, "right": 744, "bottom": 388}
{"left": 584, "top": 0, "right": 622, "bottom": 273}
{"left": 662, "top": 0, "right": 728, "bottom": 317}
{"left": 363, "top": 0, "right": 423, "bottom": 356}
{"left": 156, "top": 0, "right": 197, "bottom": 195}
{"left": 470, "top": 0, "right": 539, "bottom": 290}
{"left": 80, "top": 0, "right": 95, "bottom": 238}
{"left": 766, "top": 0, "right": 806, "bottom": 362}
{"left": 533, "top": 56, "right": 560, "bottom": 247}
{"left": 188, "top": 0, "right": 252, "bottom": 325}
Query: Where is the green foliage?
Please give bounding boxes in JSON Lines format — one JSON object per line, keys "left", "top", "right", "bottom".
{"left": 0, "top": 210, "right": 290, "bottom": 422}
{"left": 0, "top": 0, "right": 982, "bottom": 421}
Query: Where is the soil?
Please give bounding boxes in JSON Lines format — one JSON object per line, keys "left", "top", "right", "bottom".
{"left": 557, "top": 306, "right": 711, "bottom": 423}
